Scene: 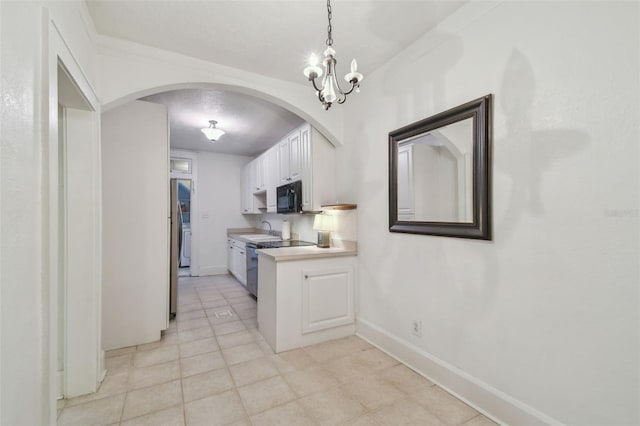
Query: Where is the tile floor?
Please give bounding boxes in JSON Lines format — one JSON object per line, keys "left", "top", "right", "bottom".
{"left": 58, "top": 274, "right": 497, "bottom": 426}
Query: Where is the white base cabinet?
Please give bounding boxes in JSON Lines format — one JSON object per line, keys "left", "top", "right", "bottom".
{"left": 227, "top": 238, "right": 247, "bottom": 286}
{"left": 257, "top": 255, "right": 357, "bottom": 353}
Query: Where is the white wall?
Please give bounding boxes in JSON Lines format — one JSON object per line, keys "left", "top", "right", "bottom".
{"left": 2, "top": 1, "right": 637, "bottom": 424}
{"left": 258, "top": 210, "right": 357, "bottom": 247}
{"left": 258, "top": 213, "right": 315, "bottom": 242}
{"left": 195, "top": 151, "right": 254, "bottom": 275}
{"left": 0, "top": 1, "right": 98, "bottom": 424}
{"left": 340, "top": 2, "right": 639, "bottom": 425}
{"left": 102, "top": 101, "right": 169, "bottom": 350}
{"left": 94, "top": 35, "right": 345, "bottom": 149}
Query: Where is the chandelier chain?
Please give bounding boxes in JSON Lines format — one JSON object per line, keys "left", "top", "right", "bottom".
{"left": 326, "top": 0, "right": 333, "bottom": 46}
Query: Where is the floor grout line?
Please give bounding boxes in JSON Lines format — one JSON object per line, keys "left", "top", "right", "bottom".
{"left": 60, "top": 274, "right": 487, "bottom": 426}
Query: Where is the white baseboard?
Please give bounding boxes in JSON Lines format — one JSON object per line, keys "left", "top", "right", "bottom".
{"left": 57, "top": 370, "right": 64, "bottom": 399}
{"left": 356, "top": 318, "right": 561, "bottom": 426}
{"left": 196, "top": 265, "right": 229, "bottom": 276}
{"left": 99, "top": 350, "right": 107, "bottom": 383}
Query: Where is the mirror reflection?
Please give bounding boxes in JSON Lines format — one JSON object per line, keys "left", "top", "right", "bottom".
{"left": 388, "top": 94, "right": 492, "bottom": 240}
{"left": 397, "top": 118, "right": 473, "bottom": 223}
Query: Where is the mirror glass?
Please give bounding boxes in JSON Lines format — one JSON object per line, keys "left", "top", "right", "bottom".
{"left": 397, "top": 118, "right": 473, "bottom": 223}
{"left": 389, "top": 95, "right": 492, "bottom": 240}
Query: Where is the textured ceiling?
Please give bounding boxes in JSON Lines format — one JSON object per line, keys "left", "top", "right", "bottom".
{"left": 140, "top": 89, "right": 304, "bottom": 157}
{"left": 87, "top": 0, "right": 466, "bottom": 156}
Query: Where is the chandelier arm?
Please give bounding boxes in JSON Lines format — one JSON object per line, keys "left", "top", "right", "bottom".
{"left": 340, "top": 81, "right": 358, "bottom": 97}
{"left": 310, "top": 77, "right": 324, "bottom": 93}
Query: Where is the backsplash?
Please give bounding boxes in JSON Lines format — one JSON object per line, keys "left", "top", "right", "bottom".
{"left": 252, "top": 210, "right": 357, "bottom": 244}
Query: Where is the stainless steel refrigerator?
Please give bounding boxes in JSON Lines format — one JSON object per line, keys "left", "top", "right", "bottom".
{"left": 169, "top": 179, "right": 181, "bottom": 319}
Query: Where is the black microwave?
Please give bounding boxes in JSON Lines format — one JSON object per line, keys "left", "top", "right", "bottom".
{"left": 277, "top": 181, "right": 302, "bottom": 214}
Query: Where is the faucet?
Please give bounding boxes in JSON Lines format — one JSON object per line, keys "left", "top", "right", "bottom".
{"left": 261, "top": 221, "right": 272, "bottom": 234}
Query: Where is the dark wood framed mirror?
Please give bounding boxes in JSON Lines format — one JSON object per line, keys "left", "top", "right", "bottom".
{"left": 389, "top": 94, "right": 492, "bottom": 240}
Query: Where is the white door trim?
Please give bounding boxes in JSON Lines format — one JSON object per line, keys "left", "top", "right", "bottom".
{"left": 47, "top": 11, "right": 103, "bottom": 413}
{"left": 170, "top": 149, "right": 199, "bottom": 276}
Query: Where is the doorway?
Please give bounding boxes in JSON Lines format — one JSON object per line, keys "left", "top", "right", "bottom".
{"left": 170, "top": 152, "right": 198, "bottom": 277}
{"left": 56, "top": 60, "right": 102, "bottom": 399}
{"left": 177, "top": 178, "right": 192, "bottom": 276}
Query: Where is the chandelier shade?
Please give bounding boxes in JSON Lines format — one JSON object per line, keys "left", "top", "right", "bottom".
{"left": 201, "top": 120, "right": 225, "bottom": 141}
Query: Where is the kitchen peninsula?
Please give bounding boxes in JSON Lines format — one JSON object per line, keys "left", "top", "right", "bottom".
{"left": 257, "top": 241, "right": 357, "bottom": 353}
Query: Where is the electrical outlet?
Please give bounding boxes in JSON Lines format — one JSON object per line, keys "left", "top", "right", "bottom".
{"left": 411, "top": 320, "right": 422, "bottom": 337}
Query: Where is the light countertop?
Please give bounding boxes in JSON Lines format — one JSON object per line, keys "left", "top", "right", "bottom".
{"left": 227, "top": 227, "right": 357, "bottom": 261}
{"left": 257, "top": 241, "right": 357, "bottom": 262}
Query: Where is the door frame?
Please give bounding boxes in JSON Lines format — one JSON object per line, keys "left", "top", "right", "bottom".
{"left": 170, "top": 149, "right": 199, "bottom": 276}
{"left": 46, "top": 13, "right": 103, "bottom": 413}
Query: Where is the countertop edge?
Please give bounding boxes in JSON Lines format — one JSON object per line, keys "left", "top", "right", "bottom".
{"left": 257, "top": 247, "right": 357, "bottom": 262}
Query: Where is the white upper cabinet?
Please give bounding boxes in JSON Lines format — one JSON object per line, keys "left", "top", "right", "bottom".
{"left": 288, "top": 129, "right": 303, "bottom": 183}
{"left": 300, "top": 124, "right": 336, "bottom": 211}
{"left": 278, "top": 137, "right": 291, "bottom": 184}
{"left": 254, "top": 153, "right": 268, "bottom": 193}
{"left": 241, "top": 162, "right": 254, "bottom": 214}
{"left": 279, "top": 127, "right": 304, "bottom": 184}
{"left": 242, "top": 123, "right": 335, "bottom": 214}
{"left": 266, "top": 146, "right": 279, "bottom": 213}
{"left": 299, "top": 125, "right": 313, "bottom": 211}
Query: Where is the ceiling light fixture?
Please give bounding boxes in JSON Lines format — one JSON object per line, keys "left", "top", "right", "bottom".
{"left": 303, "top": 0, "right": 363, "bottom": 110}
{"left": 201, "top": 120, "right": 225, "bottom": 141}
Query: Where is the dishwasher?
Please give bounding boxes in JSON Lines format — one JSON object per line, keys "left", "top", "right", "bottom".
{"left": 245, "top": 243, "right": 259, "bottom": 298}
{"left": 245, "top": 240, "right": 317, "bottom": 299}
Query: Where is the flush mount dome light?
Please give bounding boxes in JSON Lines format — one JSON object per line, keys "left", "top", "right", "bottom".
{"left": 201, "top": 120, "right": 225, "bottom": 141}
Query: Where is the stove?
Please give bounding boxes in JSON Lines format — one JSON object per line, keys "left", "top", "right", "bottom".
{"left": 256, "top": 240, "right": 317, "bottom": 249}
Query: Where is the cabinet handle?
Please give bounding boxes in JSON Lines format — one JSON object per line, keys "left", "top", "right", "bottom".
{"left": 240, "top": 251, "right": 244, "bottom": 255}
{"left": 304, "top": 275, "right": 308, "bottom": 279}
{"left": 256, "top": 187, "right": 259, "bottom": 190}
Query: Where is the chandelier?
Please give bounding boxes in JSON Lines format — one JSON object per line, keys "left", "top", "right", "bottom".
{"left": 303, "top": 0, "right": 363, "bottom": 110}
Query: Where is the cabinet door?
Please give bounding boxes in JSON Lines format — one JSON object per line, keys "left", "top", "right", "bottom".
{"left": 299, "top": 126, "right": 313, "bottom": 211}
{"left": 241, "top": 163, "right": 254, "bottom": 214}
{"left": 278, "top": 139, "right": 290, "bottom": 184}
{"left": 254, "top": 157, "right": 262, "bottom": 193}
{"left": 301, "top": 266, "right": 355, "bottom": 334}
{"left": 237, "top": 247, "right": 247, "bottom": 285}
{"left": 260, "top": 155, "right": 268, "bottom": 191}
{"left": 266, "top": 147, "right": 278, "bottom": 212}
{"left": 289, "top": 130, "right": 303, "bottom": 183}
{"left": 255, "top": 155, "right": 268, "bottom": 192}
{"left": 227, "top": 240, "right": 234, "bottom": 274}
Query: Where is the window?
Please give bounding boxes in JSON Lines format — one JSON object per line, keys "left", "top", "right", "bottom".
{"left": 170, "top": 158, "right": 191, "bottom": 174}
